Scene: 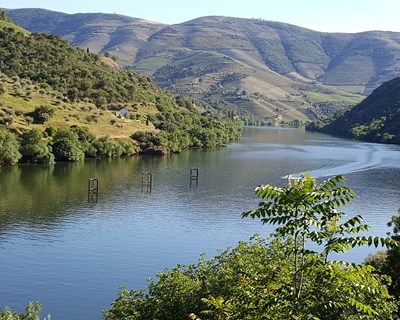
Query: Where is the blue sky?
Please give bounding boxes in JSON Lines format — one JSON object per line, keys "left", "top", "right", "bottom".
{"left": 1, "top": 0, "right": 399, "bottom": 33}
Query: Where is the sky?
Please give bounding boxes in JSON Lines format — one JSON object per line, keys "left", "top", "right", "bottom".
{"left": 1, "top": 0, "right": 400, "bottom": 33}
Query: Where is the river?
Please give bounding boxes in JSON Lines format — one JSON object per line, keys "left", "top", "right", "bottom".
{"left": 1, "top": 127, "right": 400, "bottom": 319}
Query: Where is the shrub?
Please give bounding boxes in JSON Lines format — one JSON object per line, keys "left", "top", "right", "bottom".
{"left": 30, "top": 105, "right": 55, "bottom": 124}
{"left": 0, "top": 301, "right": 51, "bottom": 320}
{"left": 19, "top": 129, "right": 54, "bottom": 164}
{"left": 51, "top": 128, "right": 84, "bottom": 161}
{"left": 0, "top": 126, "right": 21, "bottom": 166}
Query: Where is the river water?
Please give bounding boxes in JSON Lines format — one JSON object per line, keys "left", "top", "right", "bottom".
{"left": 1, "top": 127, "right": 400, "bottom": 319}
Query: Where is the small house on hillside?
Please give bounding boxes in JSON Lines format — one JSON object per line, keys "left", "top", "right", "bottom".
{"left": 117, "top": 108, "right": 130, "bottom": 119}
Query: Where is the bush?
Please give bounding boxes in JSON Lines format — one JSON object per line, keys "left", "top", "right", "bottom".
{"left": 30, "top": 105, "right": 55, "bottom": 124}
{"left": 19, "top": 129, "right": 54, "bottom": 164}
{"left": 51, "top": 128, "right": 84, "bottom": 161}
{"left": 104, "top": 235, "right": 396, "bottom": 320}
{"left": 131, "top": 131, "right": 162, "bottom": 151}
{"left": 0, "top": 301, "right": 51, "bottom": 320}
{"left": 365, "top": 209, "right": 400, "bottom": 308}
{"left": 0, "top": 126, "right": 21, "bottom": 166}
{"left": 92, "top": 136, "right": 123, "bottom": 158}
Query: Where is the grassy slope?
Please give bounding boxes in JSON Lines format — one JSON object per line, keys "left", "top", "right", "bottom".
{"left": 0, "top": 19, "right": 29, "bottom": 34}
{"left": 0, "top": 18, "right": 193, "bottom": 139}
{"left": 0, "top": 75, "right": 159, "bottom": 138}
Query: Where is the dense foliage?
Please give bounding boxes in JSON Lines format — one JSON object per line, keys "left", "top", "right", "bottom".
{"left": 0, "top": 126, "right": 21, "bottom": 166}
{"left": 133, "top": 95, "right": 242, "bottom": 153}
{"left": 0, "top": 104, "right": 242, "bottom": 165}
{"left": 386, "top": 212, "right": 400, "bottom": 299}
{"left": 0, "top": 302, "right": 50, "bottom": 320}
{"left": 104, "top": 175, "right": 399, "bottom": 319}
{"left": 29, "top": 105, "right": 55, "bottom": 124}
{"left": 0, "top": 26, "right": 162, "bottom": 106}
{"left": 19, "top": 129, "right": 54, "bottom": 163}
{"left": 0, "top": 125, "right": 139, "bottom": 165}
{"left": 365, "top": 209, "right": 400, "bottom": 311}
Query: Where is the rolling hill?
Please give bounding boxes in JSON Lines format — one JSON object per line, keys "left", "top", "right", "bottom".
{"left": 13, "top": 9, "right": 400, "bottom": 121}
{"left": 0, "top": 14, "right": 242, "bottom": 162}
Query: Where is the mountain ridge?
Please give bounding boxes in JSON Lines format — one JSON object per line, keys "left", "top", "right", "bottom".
{"left": 6, "top": 8, "right": 400, "bottom": 121}
{"left": 7, "top": 9, "right": 400, "bottom": 87}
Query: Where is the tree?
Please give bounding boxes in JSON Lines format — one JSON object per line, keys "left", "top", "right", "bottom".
{"left": 103, "top": 237, "right": 295, "bottom": 320}
{"left": 242, "top": 174, "right": 398, "bottom": 318}
{"left": 92, "top": 136, "right": 124, "bottom": 158}
{"left": 19, "top": 129, "right": 54, "bottom": 164}
{"left": 384, "top": 210, "right": 400, "bottom": 298}
{"left": 0, "top": 126, "right": 21, "bottom": 166}
{"left": 365, "top": 209, "right": 400, "bottom": 305}
{"left": 30, "top": 105, "right": 55, "bottom": 124}
{"left": 51, "top": 128, "right": 84, "bottom": 161}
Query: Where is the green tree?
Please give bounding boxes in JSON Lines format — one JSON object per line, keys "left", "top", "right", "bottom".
{"left": 0, "top": 301, "right": 51, "bottom": 320}
{"left": 69, "top": 125, "right": 97, "bottom": 157}
{"left": 19, "top": 129, "right": 54, "bottom": 164}
{"left": 383, "top": 211, "right": 400, "bottom": 298}
{"left": 365, "top": 209, "right": 400, "bottom": 306}
{"left": 242, "top": 174, "right": 398, "bottom": 318}
{"left": 51, "top": 128, "right": 84, "bottom": 161}
{"left": 30, "top": 105, "right": 55, "bottom": 124}
{"left": 0, "top": 126, "right": 21, "bottom": 166}
{"left": 103, "top": 236, "right": 294, "bottom": 320}
{"left": 92, "top": 136, "right": 124, "bottom": 158}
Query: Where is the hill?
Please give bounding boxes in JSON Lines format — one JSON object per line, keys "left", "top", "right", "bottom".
{"left": 0, "top": 14, "right": 242, "bottom": 165}
{"left": 9, "top": 9, "right": 392, "bottom": 122}
{"left": 309, "top": 76, "right": 400, "bottom": 144}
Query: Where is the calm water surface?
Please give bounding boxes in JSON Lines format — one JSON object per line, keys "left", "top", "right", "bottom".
{"left": 1, "top": 127, "right": 400, "bottom": 319}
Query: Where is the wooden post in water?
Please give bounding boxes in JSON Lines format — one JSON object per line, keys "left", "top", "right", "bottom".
{"left": 88, "top": 178, "right": 99, "bottom": 202}
{"left": 190, "top": 168, "right": 199, "bottom": 187}
{"left": 141, "top": 172, "right": 153, "bottom": 193}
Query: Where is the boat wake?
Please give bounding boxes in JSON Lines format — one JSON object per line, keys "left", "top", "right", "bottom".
{"left": 285, "top": 144, "right": 385, "bottom": 179}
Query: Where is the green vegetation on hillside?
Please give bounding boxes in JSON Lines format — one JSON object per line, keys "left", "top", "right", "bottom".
{"left": 0, "top": 17, "right": 242, "bottom": 166}
{"left": 307, "top": 77, "right": 400, "bottom": 144}
{"left": 0, "top": 27, "right": 157, "bottom": 106}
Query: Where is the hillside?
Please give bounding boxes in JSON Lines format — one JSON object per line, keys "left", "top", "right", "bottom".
{"left": 0, "top": 15, "right": 242, "bottom": 165}
{"left": 8, "top": 9, "right": 389, "bottom": 122}
{"left": 310, "top": 76, "right": 400, "bottom": 144}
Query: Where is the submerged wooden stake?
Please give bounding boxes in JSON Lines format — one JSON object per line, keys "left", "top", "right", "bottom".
{"left": 141, "top": 172, "right": 153, "bottom": 193}
{"left": 190, "top": 168, "right": 199, "bottom": 187}
{"left": 88, "top": 178, "right": 99, "bottom": 202}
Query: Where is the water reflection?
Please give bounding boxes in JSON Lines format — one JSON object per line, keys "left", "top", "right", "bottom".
{"left": 1, "top": 127, "right": 400, "bottom": 320}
